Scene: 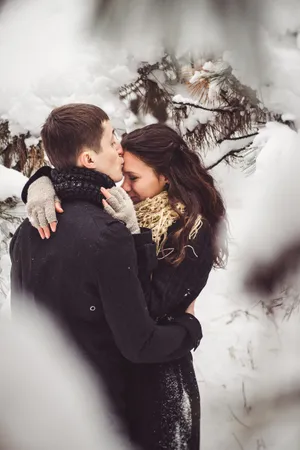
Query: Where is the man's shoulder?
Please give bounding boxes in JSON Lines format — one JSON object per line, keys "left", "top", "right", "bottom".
{"left": 11, "top": 200, "right": 132, "bottom": 256}
{"left": 11, "top": 218, "right": 31, "bottom": 239}
{"left": 62, "top": 201, "right": 113, "bottom": 228}
{"left": 62, "top": 200, "right": 130, "bottom": 243}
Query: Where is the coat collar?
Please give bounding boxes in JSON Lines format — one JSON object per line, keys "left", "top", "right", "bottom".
{"left": 51, "top": 167, "right": 115, "bottom": 207}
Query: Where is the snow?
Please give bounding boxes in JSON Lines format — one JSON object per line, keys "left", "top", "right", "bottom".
{"left": 1, "top": 1, "right": 300, "bottom": 134}
{"left": 222, "top": 2, "right": 300, "bottom": 127}
{"left": 0, "top": 0, "right": 136, "bottom": 135}
{"left": 0, "top": 165, "right": 28, "bottom": 202}
{"left": 0, "top": 166, "right": 26, "bottom": 308}
{"left": 189, "top": 71, "right": 202, "bottom": 84}
{"left": 0, "top": 204, "right": 25, "bottom": 309}
{"left": 196, "top": 188, "right": 300, "bottom": 450}
{"left": 173, "top": 94, "right": 215, "bottom": 133}
{"left": 173, "top": 94, "right": 198, "bottom": 106}
{"left": 235, "top": 122, "right": 300, "bottom": 274}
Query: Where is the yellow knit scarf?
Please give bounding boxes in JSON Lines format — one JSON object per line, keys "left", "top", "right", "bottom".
{"left": 135, "top": 190, "right": 203, "bottom": 255}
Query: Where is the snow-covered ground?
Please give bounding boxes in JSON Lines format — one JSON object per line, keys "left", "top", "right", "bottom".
{"left": 196, "top": 254, "right": 300, "bottom": 450}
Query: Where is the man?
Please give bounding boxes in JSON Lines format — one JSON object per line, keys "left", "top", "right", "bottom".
{"left": 10, "top": 103, "right": 200, "bottom": 434}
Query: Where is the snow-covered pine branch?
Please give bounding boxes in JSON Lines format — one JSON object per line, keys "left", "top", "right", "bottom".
{"left": 0, "top": 165, "right": 26, "bottom": 308}
{"left": 0, "top": 120, "right": 45, "bottom": 177}
{"left": 121, "top": 57, "right": 270, "bottom": 165}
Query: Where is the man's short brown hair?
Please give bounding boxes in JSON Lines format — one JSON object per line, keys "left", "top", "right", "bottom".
{"left": 41, "top": 103, "right": 109, "bottom": 170}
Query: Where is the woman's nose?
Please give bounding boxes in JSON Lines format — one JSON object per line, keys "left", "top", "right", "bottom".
{"left": 121, "top": 178, "right": 130, "bottom": 192}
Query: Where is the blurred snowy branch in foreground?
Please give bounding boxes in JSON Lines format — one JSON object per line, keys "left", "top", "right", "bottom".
{"left": 234, "top": 122, "right": 300, "bottom": 295}
{"left": 0, "top": 300, "right": 131, "bottom": 450}
{"left": 94, "top": 0, "right": 261, "bottom": 69}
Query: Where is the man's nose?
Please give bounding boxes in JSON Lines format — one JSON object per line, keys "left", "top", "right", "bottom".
{"left": 117, "top": 143, "right": 124, "bottom": 157}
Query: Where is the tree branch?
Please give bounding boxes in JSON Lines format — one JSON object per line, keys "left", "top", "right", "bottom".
{"left": 173, "top": 100, "right": 242, "bottom": 114}
{"left": 206, "top": 145, "right": 249, "bottom": 170}
{"left": 224, "top": 132, "right": 259, "bottom": 141}
{"left": 216, "top": 131, "right": 259, "bottom": 144}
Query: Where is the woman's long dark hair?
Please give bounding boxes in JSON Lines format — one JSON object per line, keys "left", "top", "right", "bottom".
{"left": 121, "top": 123, "right": 227, "bottom": 267}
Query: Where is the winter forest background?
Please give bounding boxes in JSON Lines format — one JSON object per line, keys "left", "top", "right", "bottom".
{"left": 1, "top": 0, "right": 300, "bottom": 449}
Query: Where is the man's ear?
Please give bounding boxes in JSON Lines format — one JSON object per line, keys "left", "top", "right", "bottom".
{"left": 77, "top": 151, "right": 96, "bottom": 169}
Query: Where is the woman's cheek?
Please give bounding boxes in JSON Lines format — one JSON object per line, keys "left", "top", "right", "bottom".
{"left": 132, "top": 181, "right": 140, "bottom": 196}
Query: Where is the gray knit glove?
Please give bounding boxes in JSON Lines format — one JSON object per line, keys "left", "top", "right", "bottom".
{"left": 27, "top": 176, "right": 59, "bottom": 229}
{"left": 102, "top": 186, "right": 140, "bottom": 234}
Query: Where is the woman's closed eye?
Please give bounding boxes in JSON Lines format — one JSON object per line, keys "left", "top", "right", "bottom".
{"left": 124, "top": 172, "right": 139, "bottom": 182}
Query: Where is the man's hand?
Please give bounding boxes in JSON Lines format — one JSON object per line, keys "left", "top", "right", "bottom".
{"left": 185, "top": 300, "right": 196, "bottom": 316}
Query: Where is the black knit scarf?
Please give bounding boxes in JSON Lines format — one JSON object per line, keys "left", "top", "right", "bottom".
{"left": 51, "top": 167, "right": 115, "bottom": 207}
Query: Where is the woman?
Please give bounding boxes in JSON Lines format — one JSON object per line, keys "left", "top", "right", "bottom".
{"left": 23, "top": 123, "right": 226, "bottom": 449}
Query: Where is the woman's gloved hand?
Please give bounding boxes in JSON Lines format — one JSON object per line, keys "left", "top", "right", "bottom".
{"left": 101, "top": 186, "right": 140, "bottom": 235}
